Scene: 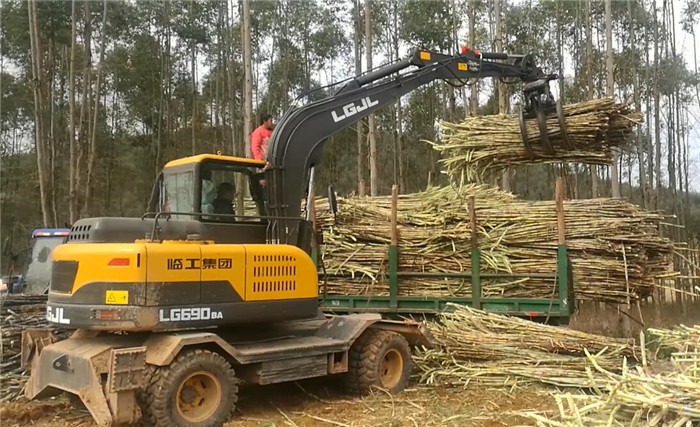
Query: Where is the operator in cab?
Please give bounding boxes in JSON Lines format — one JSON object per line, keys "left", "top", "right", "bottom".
{"left": 213, "top": 182, "right": 235, "bottom": 216}
{"left": 251, "top": 113, "right": 273, "bottom": 161}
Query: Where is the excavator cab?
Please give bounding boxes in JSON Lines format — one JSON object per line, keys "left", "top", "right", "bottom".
{"left": 148, "top": 154, "right": 268, "bottom": 223}
{"left": 146, "top": 153, "right": 314, "bottom": 249}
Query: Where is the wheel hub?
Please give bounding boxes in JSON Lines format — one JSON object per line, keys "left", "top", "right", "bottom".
{"left": 379, "top": 349, "right": 403, "bottom": 389}
{"left": 176, "top": 370, "right": 222, "bottom": 423}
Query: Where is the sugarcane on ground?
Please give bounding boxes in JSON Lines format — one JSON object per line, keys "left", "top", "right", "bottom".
{"left": 1, "top": 379, "right": 557, "bottom": 427}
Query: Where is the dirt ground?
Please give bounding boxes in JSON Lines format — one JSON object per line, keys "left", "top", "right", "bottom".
{"left": 7, "top": 302, "right": 697, "bottom": 426}
{"left": 0, "top": 378, "right": 557, "bottom": 427}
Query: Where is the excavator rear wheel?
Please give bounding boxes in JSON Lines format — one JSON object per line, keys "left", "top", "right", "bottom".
{"left": 139, "top": 349, "right": 238, "bottom": 427}
{"left": 343, "top": 329, "right": 412, "bottom": 394}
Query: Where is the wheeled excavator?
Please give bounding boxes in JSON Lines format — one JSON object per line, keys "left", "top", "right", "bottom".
{"left": 22, "top": 47, "right": 568, "bottom": 427}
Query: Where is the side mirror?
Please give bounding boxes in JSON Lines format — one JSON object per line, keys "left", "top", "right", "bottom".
{"left": 327, "top": 186, "right": 338, "bottom": 217}
{"left": 2, "top": 236, "right": 11, "bottom": 256}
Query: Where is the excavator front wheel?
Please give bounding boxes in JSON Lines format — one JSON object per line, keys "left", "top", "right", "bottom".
{"left": 140, "top": 349, "right": 238, "bottom": 427}
{"left": 344, "top": 329, "right": 412, "bottom": 394}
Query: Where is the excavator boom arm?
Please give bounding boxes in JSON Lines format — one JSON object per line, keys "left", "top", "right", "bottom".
{"left": 266, "top": 47, "right": 555, "bottom": 248}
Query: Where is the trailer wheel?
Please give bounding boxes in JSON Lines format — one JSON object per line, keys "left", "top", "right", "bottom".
{"left": 344, "top": 329, "right": 412, "bottom": 394}
{"left": 139, "top": 349, "right": 238, "bottom": 427}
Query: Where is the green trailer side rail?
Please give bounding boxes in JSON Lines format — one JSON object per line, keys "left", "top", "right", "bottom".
{"left": 316, "top": 243, "right": 574, "bottom": 322}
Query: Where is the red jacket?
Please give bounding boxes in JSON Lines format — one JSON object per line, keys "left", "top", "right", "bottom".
{"left": 251, "top": 125, "right": 272, "bottom": 161}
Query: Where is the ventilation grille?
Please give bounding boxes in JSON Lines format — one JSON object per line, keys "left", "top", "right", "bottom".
{"left": 68, "top": 224, "right": 92, "bottom": 241}
{"left": 50, "top": 260, "right": 79, "bottom": 294}
{"left": 251, "top": 254, "right": 297, "bottom": 294}
{"left": 253, "top": 280, "right": 296, "bottom": 293}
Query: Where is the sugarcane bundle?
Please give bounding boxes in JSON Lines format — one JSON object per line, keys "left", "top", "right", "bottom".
{"left": 414, "top": 305, "right": 636, "bottom": 388}
{"left": 431, "top": 97, "right": 642, "bottom": 183}
{"left": 523, "top": 326, "right": 700, "bottom": 426}
{"left": 317, "top": 185, "right": 676, "bottom": 303}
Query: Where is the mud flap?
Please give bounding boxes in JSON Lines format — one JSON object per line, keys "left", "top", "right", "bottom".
{"left": 23, "top": 335, "right": 146, "bottom": 427}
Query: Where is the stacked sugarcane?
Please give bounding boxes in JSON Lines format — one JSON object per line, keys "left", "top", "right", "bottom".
{"left": 0, "top": 295, "right": 68, "bottom": 402}
{"left": 414, "top": 305, "right": 636, "bottom": 388}
{"left": 316, "top": 185, "right": 675, "bottom": 303}
{"left": 523, "top": 325, "right": 700, "bottom": 426}
{"left": 431, "top": 98, "right": 642, "bottom": 183}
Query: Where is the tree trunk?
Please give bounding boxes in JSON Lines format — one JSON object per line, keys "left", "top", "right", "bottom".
{"left": 165, "top": 1, "right": 173, "bottom": 154}
{"left": 354, "top": 0, "right": 364, "bottom": 195}
{"left": 495, "top": 0, "right": 511, "bottom": 191}
{"left": 494, "top": 0, "right": 505, "bottom": 114}
{"left": 605, "top": 0, "right": 619, "bottom": 198}
{"left": 219, "top": 2, "right": 229, "bottom": 154}
{"left": 683, "top": 110, "right": 689, "bottom": 222}
{"left": 106, "top": 86, "right": 117, "bottom": 211}
{"left": 585, "top": 0, "right": 598, "bottom": 198}
{"left": 48, "top": 41, "right": 58, "bottom": 227}
{"left": 68, "top": 0, "right": 78, "bottom": 223}
{"left": 694, "top": 23, "right": 699, "bottom": 106}
{"left": 644, "top": 0, "right": 653, "bottom": 208}
{"left": 365, "top": 0, "right": 377, "bottom": 196}
{"left": 76, "top": 0, "right": 92, "bottom": 213}
{"left": 28, "top": 0, "right": 54, "bottom": 227}
{"left": 394, "top": 2, "right": 403, "bottom": 192}
{"left": 630, "top": 0, "right": 645, "bottom": 207}
{"left": 664, "top": 0, "right": 675, "bottom": 196}
{"left": 83, "top": 0, "right": 107, "bottom": 218}
{"left": 227, "top": 0, "right": 237, "bottom": 156}
{"left": 653, "top": 0, "right": 661, "bottom": 206}
{"left": 242, "top": 0, "right": 252, "bottom": 159}
{"left": 155, "top": 2, "right": 169, "bottom": 175}
{"left": 670, "top": 0, "right": 683, "bottom": 228}
{"left": 240, "top": 0, "right": 253, "bottom": 216}
{"left": 468, "top": 0, "right": 478, "bottom": 115}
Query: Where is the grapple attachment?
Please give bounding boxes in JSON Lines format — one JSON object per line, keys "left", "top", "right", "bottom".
{"left": 518, "top": 76, "right": 571, "bottom": 159}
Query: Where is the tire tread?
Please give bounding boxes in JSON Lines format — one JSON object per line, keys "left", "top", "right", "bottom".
{"left": 139, "top": 349, "right": 237, "bottom": 427}
{"left": 343, "top": 329, "right": 411, "bottom": 395}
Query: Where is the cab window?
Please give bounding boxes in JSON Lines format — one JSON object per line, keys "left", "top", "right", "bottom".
{"left": 201, "top": 163, "right": 264, "bottom": 222}
{"left": 161, "top": 171, "right": 194, "bottom": 219}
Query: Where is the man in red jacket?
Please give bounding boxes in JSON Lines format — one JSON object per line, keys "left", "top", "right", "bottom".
{"left": 251, "top": 114, "right": 273, "bottom": 161}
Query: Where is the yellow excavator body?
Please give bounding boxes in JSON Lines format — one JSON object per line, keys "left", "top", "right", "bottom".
{"left": 47, "top": 240, "right": 319, "bottom": 330}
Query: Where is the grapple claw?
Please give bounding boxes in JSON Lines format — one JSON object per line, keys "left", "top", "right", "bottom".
{"left": 556, "top": 99, "right": 573, "bottom": 150}
{"left": 535, "top": 104, "right": 555, "bottom": 155}
{"left": 519, "top": 108, "right": 534, "bottom": 160}
{"left": 520, "top": 76, "right": 559, "bottom": 158}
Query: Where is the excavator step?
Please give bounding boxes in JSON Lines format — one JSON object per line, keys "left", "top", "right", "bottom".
{"left": 233, "top": 336, "right": 347, "bottom": 362}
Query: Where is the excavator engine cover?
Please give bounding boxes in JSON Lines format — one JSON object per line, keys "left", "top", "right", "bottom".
{"left": 45, "top": 240, "right": 319, "bottom": 331}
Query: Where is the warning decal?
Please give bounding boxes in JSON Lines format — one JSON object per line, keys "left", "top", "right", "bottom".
{"left": 105, "top": 290, "right": 129, "bottom": 305}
